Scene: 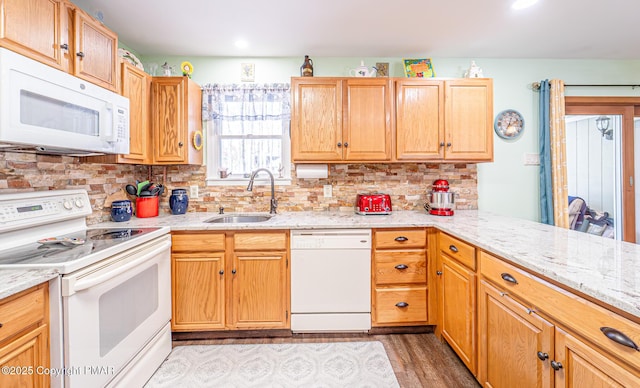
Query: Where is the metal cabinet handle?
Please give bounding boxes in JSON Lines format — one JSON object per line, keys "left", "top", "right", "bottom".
{"left": 439, "top": 142, "right": 445, "bottom": 147}
{"left": 448, "top": 245, "right": 459, "bottom": 253}
{"left": 60, "top": 43, "right": 69, "bottom": 50}
{"left": 395, "top": 302, "right": 409, "bottom": 308}
{"left": 0, "top": 322, "right": 3, "bottom": 328}
{"left": 232, "top": 269, "right": 237, "bottom": 274}
{"left": 395, "top": 264, "right": 408, "bottom": 270}
{"left": 337, "top": 142, "right": 342, "bottom": 147}
{"left": 219, "top": 270, "right": 224, "bottom": 275}
{"left": 501, "top": 273, "right": 518, "bottom": 284}
{"left": 446, "top": 142, "right": 452, "bottom": 147}
{"left": 436, "top": 271, "right": 443, "bottom": 276}
{"left": 343, "top": 142, "right": 348, "bottom": 147}
{"left": 76, "top": 51, "right": 85, "bottom": 58}
{"left": 178, "top": 142, "right": 184, "bottom": 147}
{"left": 550, "top": 360, "right": 563, "bottom": 371}
{"left": 600, "top": 327, "right": 640, "bottom": 351}
{"left": 395, "top": 236, "right": 408, "bottom": 242}
{"left": 537, "top": 351, "right": 549, "bottom": 361}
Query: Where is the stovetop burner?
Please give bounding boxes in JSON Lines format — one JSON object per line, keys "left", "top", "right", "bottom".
{"left": 87, "top": 229, "right": 145, "bottom": 240}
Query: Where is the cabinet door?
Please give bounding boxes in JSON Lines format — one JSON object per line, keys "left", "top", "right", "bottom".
{"left": 554, "top": 327, "right": 640, "bottom": 387}
{"left": 172, "top": 253, "right": 226, "bottom": 331}
{"left": 444, "top": 79, "right": 493, "bottom": 161}
{"left": 73, "top": 9, "right": 118, "bottom": 91}
{"left": 478, "top": 280, "right": 554, "bottom": 388}
{"left": 152, "top": 77, "right": 187, "bottom": 163}
{"left": 343, "top": 78, "right": 392, "bottom": 161}
{"left": 291, "top": 78, "right": 343, "bottom": 161}
{"left": 118, "top": 62, "right": 150, "bottom": 164}
{"left": 0, "top": 0, "right": 63, "bottom": 69}
{"left": 0, "top": 325, "right": 49, "bottom": 388}
{"left": 231, "top": 252, "right": 289, "bottom": 329}
{"left": 440, "top": 254, "right": 477, "bottom": 375}
{"left": 395, "top": 79, "right": 444, "bottom": 160}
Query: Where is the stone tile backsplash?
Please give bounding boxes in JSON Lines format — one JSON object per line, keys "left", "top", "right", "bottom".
{"left": 0, "top": 152, "right": 477, "bottom": 224}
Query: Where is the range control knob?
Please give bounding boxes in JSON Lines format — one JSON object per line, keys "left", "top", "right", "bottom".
{"left": 74, "top": 199, "right": 84, "bottom": 208}
{"left": 63, "top": 201, "right": 72, "bottom": 210}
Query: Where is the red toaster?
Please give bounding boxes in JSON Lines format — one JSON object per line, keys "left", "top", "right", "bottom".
{"left": 355, "top": 193, "right": 392, "bottom": 215}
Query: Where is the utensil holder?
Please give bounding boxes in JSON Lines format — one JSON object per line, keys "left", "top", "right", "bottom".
{"left": 136, "top": 196, "right": 159, "bottom": 218}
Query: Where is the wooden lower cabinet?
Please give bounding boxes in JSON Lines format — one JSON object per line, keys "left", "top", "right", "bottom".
{"left": 0, "top": 284, "right": 50, "bottom": 388}
{"left": 171, "top": 231, "right": 289, "bottom": 331}
{"left": 554, "top": 327, "right": 640, "bottom": 387}
{"left": 372, "top": 228, "right": 429, "bottom": 326}
{"left": 439, "top": 254, "right": 477, "bottom": 375}
{"left": 478, "top": 280, "right": 554, "bottom": 388}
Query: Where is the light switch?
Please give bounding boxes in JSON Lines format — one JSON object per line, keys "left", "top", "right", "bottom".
{"left": 523, "top": 153, "right": 540, "bottom": 166}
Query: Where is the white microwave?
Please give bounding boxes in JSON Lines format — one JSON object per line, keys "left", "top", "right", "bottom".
{"left": 0, "top": 48, "right": 129, "bottom": 155}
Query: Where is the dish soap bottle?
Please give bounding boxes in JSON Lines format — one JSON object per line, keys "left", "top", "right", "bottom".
{"left": 300, "top": 55, "right": 313, "bottom": 77}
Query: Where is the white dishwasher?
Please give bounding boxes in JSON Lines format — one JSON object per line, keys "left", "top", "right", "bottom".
{"left": 290, "top": 229, "right": 372, "bottom": 332}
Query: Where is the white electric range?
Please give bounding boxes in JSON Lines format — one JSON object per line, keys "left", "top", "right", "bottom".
{"left": 0, "top": 190, "right": 172, "bottom": 388}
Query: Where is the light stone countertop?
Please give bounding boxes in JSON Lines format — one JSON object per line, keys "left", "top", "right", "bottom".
{"left": 0, "top": 269, "right": 58, "bottom": 300}
{"left": 98, "top": 210, "right": 640, "bottom": 321}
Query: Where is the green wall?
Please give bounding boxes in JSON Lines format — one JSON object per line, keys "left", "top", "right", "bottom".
{"left": 138, "top": 53, "right": 640, "bottom": 222}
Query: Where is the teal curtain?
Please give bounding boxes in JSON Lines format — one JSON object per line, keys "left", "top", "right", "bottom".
{"left": 539, "top": 80, "right": 554, "bottom": 225}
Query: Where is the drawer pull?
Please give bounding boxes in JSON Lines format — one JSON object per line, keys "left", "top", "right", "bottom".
{"left": 600, "top": 327, "right": 640, "bottom": 351}
{"left": 550, "top": 360, "right": 563, "bottom": 371}
{"left": 395, "top": 302, "right": 409, "bottom": 308}
{"left": 448, "top": 245, "right": 459, "bottom": 253}
{"left": 394, "top": 236, "right": 409, "bottom": 242}
{"left": 395, "top": 264, "right": 408, "bottom": 270}
{"left": 536, "top": 351, "right": 549, "bottom": 361}
{"left": 500, "top": 273, "right": 518, "bottom": 284}
{"left": 436, "top": 271, "right": 443, "bottom": 276}
{"left": 219, "top": 270, "right": 224, "bottom": 275}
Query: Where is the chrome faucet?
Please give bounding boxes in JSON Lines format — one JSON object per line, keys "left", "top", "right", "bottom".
{"left": 246, "top": 168, "right": 278, "bottom": 214}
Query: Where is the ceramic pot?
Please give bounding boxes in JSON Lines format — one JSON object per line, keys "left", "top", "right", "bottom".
{"left": 169, "top": 189, "right": 189, "bottom": 215}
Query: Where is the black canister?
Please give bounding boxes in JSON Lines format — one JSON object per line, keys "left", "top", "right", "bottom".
{"left": 169, "top": 189, "right": 189, "bottom": 215}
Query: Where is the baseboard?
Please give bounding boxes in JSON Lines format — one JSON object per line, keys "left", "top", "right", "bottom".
{"left": 368, "top": 325, "right": 434, "bottom": 335}
{"left": 172, "top": 329, "right": 293, "bottom": 341}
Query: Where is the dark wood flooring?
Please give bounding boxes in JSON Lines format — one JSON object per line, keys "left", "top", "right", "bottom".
{"left": 173, "top": 333, "right": 480, "bottom": 388}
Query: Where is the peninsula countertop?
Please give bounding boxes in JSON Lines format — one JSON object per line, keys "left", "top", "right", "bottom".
{"left": 99, "top": 210, "right": 640, "bottom": 321}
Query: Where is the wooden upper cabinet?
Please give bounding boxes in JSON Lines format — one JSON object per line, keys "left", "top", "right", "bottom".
{"left": 72, "top": 7, "right": 118, "bottom": 91}
{"left": 0, "top": 0, "right": 63, "bottom": 68}
{"left": 291, "top": 77, "right": 392, "bottom": 162}
{"left": 291, "top": 78, "right": 343, "bottom": 161}
{"left": 0, "top": 0, "right": 118, "bottom": 91}
{"left": 118, "top": 62, "right": 150, "bottom": 163}
{"left": 151, "top": 76, "right": 203, "bottom": 165}
{"left": 395, "top": 80, "right": 444, "bottom": 160}
{"left": 444, "top": 79, "right": 493, "bottom": 161}
{"left": 344, "top": 78, "right": 392, "bottom": 161}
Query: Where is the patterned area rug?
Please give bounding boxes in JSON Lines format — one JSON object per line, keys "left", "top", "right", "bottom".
{"left": 145, "top": 341, "right": 399, "bottom": 388}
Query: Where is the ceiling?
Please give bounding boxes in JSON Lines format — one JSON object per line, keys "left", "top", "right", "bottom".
{"left": 72, "top": 0, "right": 640, "bottom": 59}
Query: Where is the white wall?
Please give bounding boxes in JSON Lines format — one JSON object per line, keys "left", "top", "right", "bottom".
{"left": 138, "top": 54, "right": 640, "bottom": 222}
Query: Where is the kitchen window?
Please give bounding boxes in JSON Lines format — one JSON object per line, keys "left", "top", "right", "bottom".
{"left": 202, "top": 83, "right": 291, "bottom": 185}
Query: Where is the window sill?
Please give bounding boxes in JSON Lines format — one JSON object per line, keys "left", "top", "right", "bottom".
{"left": 206, "top": 177, "right": 292, "bottom": 187}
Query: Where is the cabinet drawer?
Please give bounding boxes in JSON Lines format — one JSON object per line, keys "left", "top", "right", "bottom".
{"left": 0, "top": 285, "right": 46, "bottom": 344}
{"left": 438, "top": 232, "right": 476, "bottom": 270}
{"left": 234, "top": 232, "right": 287, "bottom": 251}
{"left": 172, "top": 232, "right": 225, "bottom": 252}
{"left": 374, "top": 286, "right": 427, "bottom": 324}
{"left": 375, "top": 229, "right": 426, "bottom": 249}
{"left": 480, "top": 251, "right": 640, "bottom": 371}
{"left": 374, "top": 251, "right": 426, "bottom": 285}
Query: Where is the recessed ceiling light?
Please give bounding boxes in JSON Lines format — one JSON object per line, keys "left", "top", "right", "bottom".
{"left": 235, "top": 40, "right": 248, "bottom": 49}
{"left": 512, "top": 0, "right": 538, "bottom": 9}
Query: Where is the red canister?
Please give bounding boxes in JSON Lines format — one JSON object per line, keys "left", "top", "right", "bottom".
{"left": 136, "top": 196, "right": 159, "bottom": 218}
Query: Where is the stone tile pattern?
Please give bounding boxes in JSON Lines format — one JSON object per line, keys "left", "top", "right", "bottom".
{"left": 0, "top": 152, "right": 476, "bottom": 224}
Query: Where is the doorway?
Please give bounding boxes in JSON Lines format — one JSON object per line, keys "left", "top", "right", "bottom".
{"left": 565, "top": 97, "right": 640, "bottom": 243}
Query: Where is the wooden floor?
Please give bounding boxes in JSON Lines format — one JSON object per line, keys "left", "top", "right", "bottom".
{"left": 173, "top": 333, "right": 480, "bottom": 388}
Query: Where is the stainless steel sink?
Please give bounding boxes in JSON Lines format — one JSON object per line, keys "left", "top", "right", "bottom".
{"left": 204, "top": 215, "right": 273, "bottom": 223}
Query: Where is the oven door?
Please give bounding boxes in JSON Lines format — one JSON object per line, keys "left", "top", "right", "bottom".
{"left": 61, "top": 234, "right": 171, "bottom": 387}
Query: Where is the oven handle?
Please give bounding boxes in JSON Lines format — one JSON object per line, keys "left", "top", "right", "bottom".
{"left": 63, "top": 239, "right": 171, "bottom": 296}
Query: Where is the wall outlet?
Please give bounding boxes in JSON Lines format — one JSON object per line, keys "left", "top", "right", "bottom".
{"left": 323, "top": 184, "right": 332, "bottom": 198}
{"left": 523, "top": 153, "right": 540, "bottom": 166}
{"left": 190, "top": 185, "right": 199, "bottom": 199}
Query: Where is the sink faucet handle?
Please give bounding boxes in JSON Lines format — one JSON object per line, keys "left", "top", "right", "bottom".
{"left": 219, "top": 207, "right": 225, "bottom": 214}
{"left": 270, "top": 198, "right": 278, "bottom": 214}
